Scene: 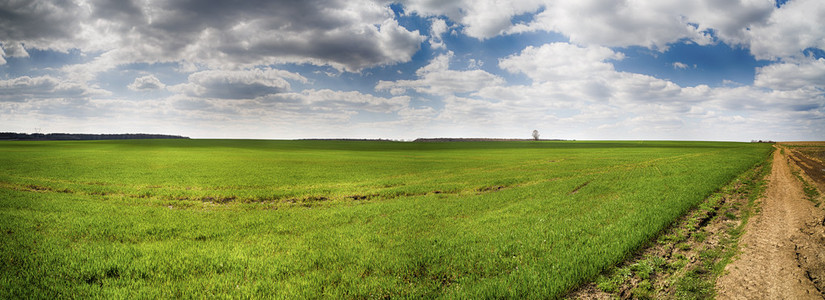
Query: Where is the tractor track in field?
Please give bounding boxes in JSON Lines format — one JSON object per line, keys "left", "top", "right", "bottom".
{"left": 715, "top": 145, "right": 825, "bottom": 299}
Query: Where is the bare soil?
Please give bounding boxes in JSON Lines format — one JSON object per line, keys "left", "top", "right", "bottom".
{"left": 715, "top": 145, "right": 825, "bottom": 299}
{"left": 785, "top": 142, "right": 825, "bottom": 193}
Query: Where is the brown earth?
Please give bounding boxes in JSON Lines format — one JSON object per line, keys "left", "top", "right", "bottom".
{"left": 785, "top": 142, "right": 825, "bottom": 193}
{"left": 715, "top": 145, "right": 825, "bottom": 299}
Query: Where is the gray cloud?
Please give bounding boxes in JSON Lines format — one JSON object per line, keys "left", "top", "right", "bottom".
{"left": 1, "top": 41, "right": 28, "bottom": 58}
{"left": 171, "top": 69, "right": 306, "bottom": 100}
{"left": 261, "top": 89, "right": 411, "bottom": 113}
{"left": 0, "top": 1, "right": 86, "bottom": 47}
{"left": 1, "top": 0, "right": 425, "bottom": 72}
{"left": 0, "top": 76, "right": 108, "bottom": 102}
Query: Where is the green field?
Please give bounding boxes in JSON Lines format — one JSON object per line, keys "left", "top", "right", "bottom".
{"left": 0, "top": 140, "right": 773, "bottom": 298}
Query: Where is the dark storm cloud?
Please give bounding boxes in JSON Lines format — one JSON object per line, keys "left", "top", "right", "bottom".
{"left": 0, "top": 0, "right": 425, "bottom": 71}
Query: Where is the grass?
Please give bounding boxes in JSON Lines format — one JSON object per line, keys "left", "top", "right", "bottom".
{"left": 588, "top": 149, "right": 772, "bottom": 299}
{"left": 670, "top": 158, "right": 771, "bottom": 299}
{"left": 0, "top": 140, "right": 773, "bottom": 298}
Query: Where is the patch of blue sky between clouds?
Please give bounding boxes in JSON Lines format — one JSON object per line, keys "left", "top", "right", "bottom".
{"left": 803, "top": 48, "right": 825, "bottom": 59}
{"left": 392, "top": 3, "right": 565, "bottom": 85}
{"left": 0, "top": 48, "right": 89, "bottom": 79}
{"left": 95, "top": 62, "right": 183, "bottom": 100}
{"left": 612, "top": 42, "right": 770, "bottom": 88}
{"left": 775, "top": 0, "right": 791, "bottom": 8}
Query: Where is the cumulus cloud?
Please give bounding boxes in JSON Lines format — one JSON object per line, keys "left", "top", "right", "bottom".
{"left": 128, "top": 75, "right": 166, "bottom": 91}
{"left": 429, "top": 18, "right": 449, "bottom": 49}
{"left": 754, "top": 57, "right": 825, "bottom": 91}
{"left": 402, "top": 0, "right": 824, "bottom": 60}
{"left": 403, "top": 0, "right": 709, "bottom": 47}
{"left": 0, "top": 0, "right": 425, "bottom": 72}
{"left": 1, "top": 41, "right": 29, "bottom": 65}
{"left": 376, "top": 52, "right": 505, "bottom": 95}
{"left": 2, "top": 41, "right": 29, "bottom": 58}
{"left": 499, "top": 43, "right": 623, "bottom": 82}
{"left": 0, "top": 41, "right": 30, "bottom": 65}
{"left": 747, "top": 0, "right": 825, "bottom": 60}
{"left": 423, "top": 41, "right": 823, "bottom": 140}
{"left": 491, "top": 43, "right": 700, "bottom": 111}
{"left": 401, "top": 0, "right": 545, "bottom": 40}
{"left": 517, "top": 1, "right": 713, "bottom": 49}
{"left": 170, "top": 68, "right": 307, "bottom": 100}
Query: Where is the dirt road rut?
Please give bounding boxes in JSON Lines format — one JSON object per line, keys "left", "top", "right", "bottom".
{"left": 716, "top": 147, "right": 825, "bottom": 299}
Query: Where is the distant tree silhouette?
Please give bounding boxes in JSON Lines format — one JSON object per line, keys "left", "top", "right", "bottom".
{"left": 0, "top": 132, "right": 188, "bottom": 140}
{"left": 532, "top": 130, "right": 540, "bottom": 141}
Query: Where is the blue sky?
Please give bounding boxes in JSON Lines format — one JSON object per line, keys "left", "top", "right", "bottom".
{"left": 1, "top": 0, "right": 823, "bottom": 141}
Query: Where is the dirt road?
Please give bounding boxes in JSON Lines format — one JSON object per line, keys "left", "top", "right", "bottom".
{"left": 716, "top": 147, "right": 825, "bottom": 299}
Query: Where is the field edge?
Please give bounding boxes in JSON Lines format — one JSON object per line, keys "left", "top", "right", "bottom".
{"left": 567, "top": 146, "right": 774, "bottom": 299}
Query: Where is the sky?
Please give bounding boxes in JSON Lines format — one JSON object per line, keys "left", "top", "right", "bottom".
{"left": 0, "top": 0, "right": 824, "bottom": 141}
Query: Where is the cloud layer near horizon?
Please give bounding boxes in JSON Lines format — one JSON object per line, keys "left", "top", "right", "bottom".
{"left": 0, "top": 0, "right": 823, "bottom": 140}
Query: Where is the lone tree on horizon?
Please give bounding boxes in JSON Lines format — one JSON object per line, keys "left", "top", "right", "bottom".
{"left": 532, "top": 130, "right": 540, "bottom": 141}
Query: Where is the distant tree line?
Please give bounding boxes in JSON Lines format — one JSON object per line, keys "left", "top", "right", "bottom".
{"left": 750, "top": 140, "right": 775, "bottom": 143}
{"left": 299, "top": 138, "right": 398, "bottom": 142}
{"left": 0, "top": 132, "right": 189, "bottom": 141}
{"left": 414, "top": 138, "right": 571, "bottom": 142}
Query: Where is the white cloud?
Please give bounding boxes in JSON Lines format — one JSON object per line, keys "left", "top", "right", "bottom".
{"left": 754, "top": 57, "right": 825, "bottom": 91}
{"left": 376, "top": 52, "right": 505, "bottom": 96}
{"left": 429, "top": 18, "right": 448, "bottom": 49}
{"left": 128, "top": 75, "right": 166, "bottom": 91}
{"left": 401, "top": 0, "right": 545, "bottom": 40}
{"left": 518, "top": 1, "right": 712, "bottom": 50}
{"left": 496, "top": 43, "right": 712, "bottom": 108}
{"left": 673, "top": 62, "right": 689, "bottom": 70}
{"left": 499, "top": 43, "right": 623, "bottom": 82}
{"left": 747, "top": 0, "right": 825, "bottom": 60}
{"left": 467, "top": 58, "right": 483, "bottom": 69}
{"left": 423, "top": 41, "right": 824, "bottom": 140}
{"left": 402, "top": 0, "right": 825, "bottom": 61}
{"left": 403, "top": 0, "right": 709, "bottom": 48}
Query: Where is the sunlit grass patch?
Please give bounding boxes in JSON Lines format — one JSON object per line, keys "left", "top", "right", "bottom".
{"left": 0, "top": 140, "right": 773, "bottom": 298}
